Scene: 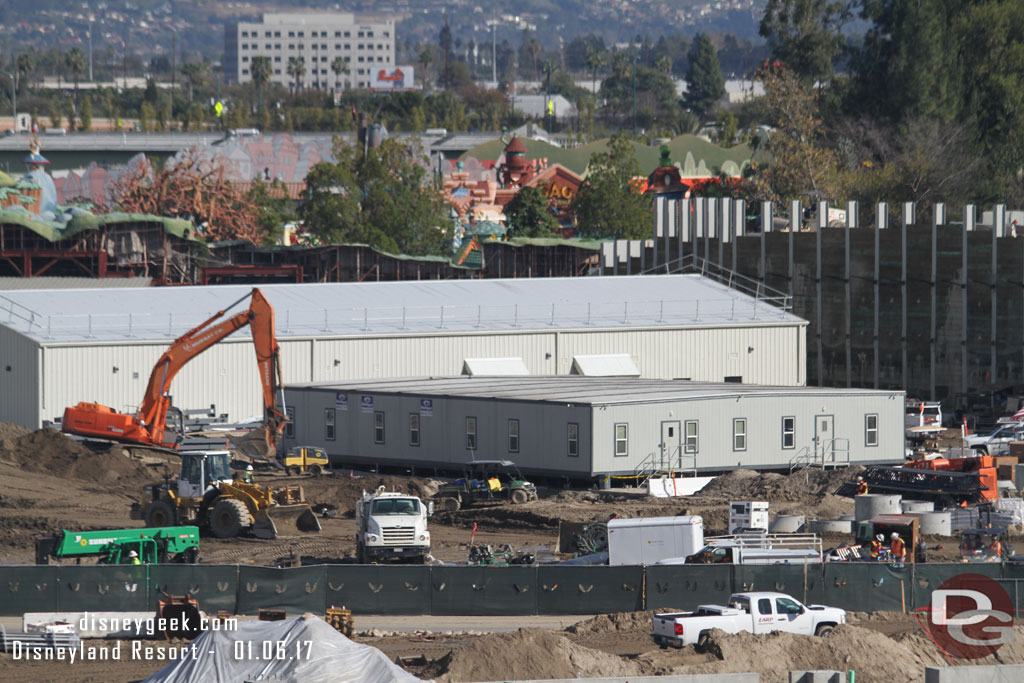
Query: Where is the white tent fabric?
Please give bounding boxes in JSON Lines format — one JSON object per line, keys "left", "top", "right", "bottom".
{"left": 143, "top": 615, "right": 426, "bottom": 683}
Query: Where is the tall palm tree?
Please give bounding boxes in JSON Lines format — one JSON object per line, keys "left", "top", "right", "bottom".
{"left": 586, "top": 47, "right": 607, "bottom": 94}
{"left": 653, "top": 54, "right": 671, "bottom": 75}
{"left": 65, "top": 48, "right": 87, "bottom": 109}
{"left": 526, "top": 38, "right": 541, "bottom": 80}
{"left": 286, "top": 57, "right": 305, "bottom": 95}
{"left": 418, "top": 47, "right": 433, "bottom": 91}
{"left": 331, "top": 56, "right": 349, "bottom": 92}
{"left": 250, "top": 56, "right": 272, "bottom": 117}
{"left": 16, "top": 53, "right": 35, "bottom": 93}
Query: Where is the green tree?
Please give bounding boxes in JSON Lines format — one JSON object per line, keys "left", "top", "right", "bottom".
{"left": 16, "top": 53, "right": 34, "bottom": 92}
{"left": 571, "top": 132, "right": 650, "bottom": 239}
{"left": 287, "top": 57, "right": 305, "bottom": 94}
{"left": 684, "top": 33, "right": 725, "bottom": 118}
{"left": 64, "top": 47, "right": 87, "bottom": 108}
{"left": 301, "top": 138, "right": 452, "bottom": 254}
{"left": 585, "top": 46, "right": 607, "bottom": 93}
{"left": 504, "top": 185, "right": 559, "bottom": 237}
{"left": 181, "top": 61, "right": 210, "bottom": 102}
{"left": 418, "top": 47, "right": 434, "bottom": 91}
{"left": 250, "top": 56, "right": 272, "bottom": 120}
{"left": 139, "top": 101, "right": 154, "bottom": 132}
{"left": 80, "top": 95, "right": 92, "bottom": 131}
{"left": 759, "top": 0, "right": 846, "bottom": 83}
{"left": 246, "top": 178, "right": 297, "bottom": 245}
{"left": 331, "top": 56, "right": 349, "bottom": 91}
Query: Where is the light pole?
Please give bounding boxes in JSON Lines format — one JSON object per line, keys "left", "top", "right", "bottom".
{"left": 632, "top": 59, "right": 637, "bottom": 135}
{"left": 1, "top": 70, "right": 15, "bottom": 133}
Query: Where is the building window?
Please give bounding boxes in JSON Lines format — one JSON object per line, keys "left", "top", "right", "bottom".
{"left": 782, "top": 417, "right": 795, "bottom": 449}
{"left": 265, "top": 43, "right": 271, "bottom": 50}
{"left": 685, "top": 420, "right": 699, "bottom": 454}
{"left": 241, "top": 31, "right": 248, "bottom": 37}
{"left": 358, "top": 57, "right": 365, "bottom": 63}
{"left": 345, "top": 31, "right": 351, "bottom": 37}
{"left": 285, "top": 407, "right": 295, "bottom": 439}
{"left": 324, "top": 408, "right": 336, "bottom": 441}
{"left": 409, "top": 414, "right": 420, "bottom": 447}
{"left": 466, "top": 417, "right": 477, "bottom": 451}
{"left": 275, "top": 31, "right": 281, "bottom": 37}
{"left": 614, "top": 424, "right": 628, "bottom": 457}
{"left": 374, "top": 412, "right": 385, "bottom": 444}
{"left": 733, "top": 418, "right": 747, "bottom": 451}
{"left": 312, "top": 44, "right": 318, "bottom": 50}
{"left": 368, "top": 44, "right": 374, "bottom": 50}
{"left": 866, "top": 414, "right": 878, "bottom": 447}
{"left": 384, "top": 31, "right": 390, "bottom": 37}
{"left": 724, "top": 376, "right": 743, "bottom": 383}
{"left": 568, "top": 423, "right": 579, "bottom": 457}
{"left": 345, "top": 44, "right": 351, "bottom": 50}
{"left": 242, "top": 56, "right": 249, "bottom": 62}
{"left": 335, "top": 44, "right": 341, "bottom": 50}
{"left": 358, "top": 31, "right": 364, "bottom": 37}
{"left": 377, "top": 56, "right": 383, "bottom": 62}
{"left": 298, "top": 31, "right": 304, "bottom": 37}
{"left": 274, "top": 69, "right": 281, "bottom": 74}
{"left": 321, "top": 43, "right": 327, "bottom": 49}
{"left": 264, "top": 31, "right": 271, "bottom": 37}
{"left": 508, "top": 419, "right": 519, "bottom": 453}
{"left": 274, "top": 56, "right": 281, "bottom": 62}
{"left": 335, "top": 31, "right": 342, "bottom": 37}
{"left": 368, "top": 30, "right": 374, "bottom": 37}
{"left": 288, "top": 31, "right": 295, "bottom": 37}
{"left": 241, "top": 69, "right": 249, "bottom": 75}
{"left": 288, "top": 44, "right": 295, "bottom": 50}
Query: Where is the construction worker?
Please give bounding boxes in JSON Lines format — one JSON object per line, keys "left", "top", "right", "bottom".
{"left": 855, "top": 477, "right": 868, "bottom": 495}
{"left": 243, "top": 464, "right": 254, "bottom": 484}
{"left": 890, "top": 532, "right": 907, "bottom": 568}
{"left": 989, "top": 537, "right": 1003, "bottom": 560}
{"left": 487, "top": 476, "right": 502, "bottom": 493}
{"left": 127, "top": 550, "right": 141, "bottom": 566}
{"left": 869, "top": 533, "right": 884, "bottom": 561}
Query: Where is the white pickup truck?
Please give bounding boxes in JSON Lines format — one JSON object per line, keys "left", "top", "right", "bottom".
{"left": 651, "top": 592, "right": 846, "bottom": 649}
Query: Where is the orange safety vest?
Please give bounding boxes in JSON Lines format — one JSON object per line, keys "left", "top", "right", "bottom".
{"left": 869, "top": 540, "right": 882, "bottom": 558}
{"left": 891, "top": 538, "right": 906, "bottom": 558}
{"left": 991, "top": 541, "right": 1003, "bottom": 557}
{"left": 856, "top": 481, "right": 868, "bottom": 495}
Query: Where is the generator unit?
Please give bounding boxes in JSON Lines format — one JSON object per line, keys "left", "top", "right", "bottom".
{"left": 729, "top": 501, "right": 769, "bottom": 534}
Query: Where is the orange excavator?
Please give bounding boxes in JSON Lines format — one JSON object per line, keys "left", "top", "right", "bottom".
{"left": 62, "top": 288, "right": 287, "bottom": 456}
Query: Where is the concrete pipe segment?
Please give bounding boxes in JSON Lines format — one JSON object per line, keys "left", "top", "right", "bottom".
{"left": 919, "top": 511, "right": 953, "bottom": 536}
{"left": 770, "top": 514, "right": 805, "bottom": 533}
{"left": 855, "top": 494, "right": 902, "bottom": 522}
{"left": 809, "top": 519, "right": 854, "bottom": 534}
{"left": 901, "top": 500, "right": 934, "bottom": 513}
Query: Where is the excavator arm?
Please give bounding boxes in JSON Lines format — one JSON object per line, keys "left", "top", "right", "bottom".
{"left": 63, "top": 288, "right": 287, "bottom": 453}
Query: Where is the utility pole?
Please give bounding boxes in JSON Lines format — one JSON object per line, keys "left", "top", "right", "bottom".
{"left": 545, "top": 62, "right": 551, "bottom": 132}
{"left": 632, "top": 59, "right": 637, "bottom": 135}
{"left": 169, "top": 29, "right": 176, "bottom": 123}
{"left": 491, "top": 20, "right": 496, "bottom": 84}
{"left": 88, "top": 16, "right": 94, "bottom": 82}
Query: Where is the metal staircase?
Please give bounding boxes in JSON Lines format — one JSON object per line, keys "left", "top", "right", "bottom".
{"left": 633, "top": 444, "right": 697, "bottom": 487}
{"left": 789, "top": 437, "right": 851, "bottom": 473}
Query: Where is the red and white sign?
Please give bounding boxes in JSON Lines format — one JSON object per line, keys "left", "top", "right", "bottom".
{"left": 920, "top": 573, "right": 1014, "bottom": 659}
{"left": 371, "top": 66, "right": 415, "bottom": 91}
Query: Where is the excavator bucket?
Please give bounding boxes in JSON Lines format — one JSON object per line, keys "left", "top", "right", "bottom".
{"left": 252, "top": 505, "right": 322, "bottom": 539}
{"left": 227, "top": 429, "right": 277, "bottom": 462}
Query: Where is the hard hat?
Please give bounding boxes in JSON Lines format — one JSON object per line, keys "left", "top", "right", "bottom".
{"left": 128, "top": 550, "right": 138, "bottom": 558}
{"left": 875, "top": 534, "right": 884, "bottom": 542}
{"left": 246, "top": 465, "right": 254, "bottom": 471}
{"left": 891, "top": 532, "right": 899, "bottom": 540}
{"left": 857, "top": 476, "right": 864, "bottom": 481}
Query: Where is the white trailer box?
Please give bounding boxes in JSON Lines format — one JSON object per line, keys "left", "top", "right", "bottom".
{"left": 729, "top": 501, "right": 769, "bottom": 533}
{"left": 607, "top": 515, "right": 704, "bottom": 566}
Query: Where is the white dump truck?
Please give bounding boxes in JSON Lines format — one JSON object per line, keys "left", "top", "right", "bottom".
{"left": 355, "top": 486, "right": 432, "bottom": 564}
{"left": 651, "top": 592, "right": 846, "bottom": 649}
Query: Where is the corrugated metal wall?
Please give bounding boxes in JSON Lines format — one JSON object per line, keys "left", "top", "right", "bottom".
{"left": 0, "top": 327, "right": 39, "bottom": 428}
{"left": 13, "top": 322, "right": 803, "bottom": 428}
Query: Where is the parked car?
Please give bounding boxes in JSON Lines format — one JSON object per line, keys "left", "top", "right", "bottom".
{"left": 652, "top": 592, "right": 846, "bottom": 650}
{"left": 965, "top": 423, "right": 1024, "bottom": 454}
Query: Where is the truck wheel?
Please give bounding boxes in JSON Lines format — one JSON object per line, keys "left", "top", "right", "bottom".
{"left": 511, "top": 489, "right": 528, "bottom": 505}
{"left": 696, "top": 633, "right": 712, "bottom": 653}
{"left": 144, "top": 500, "right": 177, "bottom": 528}
{"left": 180, "top": 546, "right": 199, "bottom": 564}
{"left": 815, "top": 624, "right": 835, "bottom": 638}
{"left": 310, "top": 465, "right": 323, "bottom": 478}
{"left": 209, "top": 498, "right": 251, "bottom": 539}
{"left": 287, "top": 466, "right": 301, "bottom": 477}
{"left": 441, "top": 497, "right": 460, "bottom": 512}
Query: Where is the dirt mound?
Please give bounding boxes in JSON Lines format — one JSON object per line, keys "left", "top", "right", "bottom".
{"left": 424, "top": 628, "right": 641, "bottom": 682}
{"left": 567, "top": 609, "right": 680, "bottom": 637}
{"left": 697, "top": 467, "right": 864, "bottom": 505}
{"left": 0, "top": 427, "right": 152, "bottom": 487}
{"left": 0, "top": 422, "right": 31, "bottom": 444}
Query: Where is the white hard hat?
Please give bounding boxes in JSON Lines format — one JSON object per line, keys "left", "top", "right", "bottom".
{"left": 875, "top": 534, "right": 884, "bottom": 542}
{"left": 246, "top": 465, "right": 254, "bottom": 471}
{"left": 128, "top": 550, "right": 138, "bottom": 558}
{"left": 891, "top": 532, "right": 899, "bottom": 540}
{"left": 857, "top": 476, "right": 864, "bottom": 481}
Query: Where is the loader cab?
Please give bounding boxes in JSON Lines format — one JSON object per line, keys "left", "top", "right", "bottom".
{"left": 178, "top": 451, "right": 233, "bottom": 499}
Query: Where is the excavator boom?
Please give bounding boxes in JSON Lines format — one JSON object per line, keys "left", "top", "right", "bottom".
{"left": 62, "top": 288, "right": 287, "bottom": 455}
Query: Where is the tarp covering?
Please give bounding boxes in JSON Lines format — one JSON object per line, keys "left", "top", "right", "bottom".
{"left": 142, "top": 615, "right": 425, "bottom": 683}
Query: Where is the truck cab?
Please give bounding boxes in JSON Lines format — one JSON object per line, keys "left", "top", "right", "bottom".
{"left": 652, "top": 591, "right": 846, "bottom": 649}
{"left": 355, "top": 487, "right": 432, "bottom": 563}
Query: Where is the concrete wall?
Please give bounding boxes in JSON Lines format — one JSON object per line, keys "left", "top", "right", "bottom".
{"left": 925, "top": 664, "right": 1024, "bottom": 683}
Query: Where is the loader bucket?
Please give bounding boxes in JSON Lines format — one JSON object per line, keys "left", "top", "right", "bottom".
{"left": 227, "top": 429, "right": 276, "bottom": 462}
{"left": 252, "top": 504, "right": 322, "bottom": 539}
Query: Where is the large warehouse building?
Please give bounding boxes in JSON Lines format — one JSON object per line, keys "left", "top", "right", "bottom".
{"left": 282, "top": 377, "right": 905, "bottom": 480}
{"left": 0, "top": 275, "right": 805, "bottom": 429}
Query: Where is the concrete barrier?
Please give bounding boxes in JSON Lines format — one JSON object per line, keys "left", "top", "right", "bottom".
{"left": 789, "top": 672, "right": 844, "bottom": 683}
{"left": 924, "top": 664, "right": 1024, "bottom": 683}
{"left": 855, "top": 494, "right": 902, "bottom": 522}
{"left": 809, "top": 520, "right": 853, "bottom": 534}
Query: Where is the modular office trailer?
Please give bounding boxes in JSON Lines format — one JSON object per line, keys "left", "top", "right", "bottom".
{"left": 282, "top": 377, "right": 904, "bottom": 483}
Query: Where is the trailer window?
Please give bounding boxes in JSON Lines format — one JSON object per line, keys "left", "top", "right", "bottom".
{"left": 374, "top": 411, "right": 385, "bottom": 444}
{"left": 285, "top": 407, "right": 295, "bottom": 438}
{"left": 409, "top": 413, "right": 420, "bottom": 446}
{"left": 508, "top": 419, "right": 519, "bottom": 453}
{"left": 865, "top": 414, "right": 878, "bottom": 447}
{"left": 567, "top": 423, "right": 579, "bottom": 457}
{"left": 322, "top": 408, "right": 335, "bottom": 441}
{"left": 685, "top": 420, "right": 699, "bottom": 454}
{"left": 466, "top": 417, "right": 477, "bottom": 451}
{"left": 782, "top": 416, "right": 795, "bottom": 449}
{"left": 733, "top": 418, "right": 747, "bottom": 451}
{"left": 614, "top": 424, "right": 628, "bottom": 457}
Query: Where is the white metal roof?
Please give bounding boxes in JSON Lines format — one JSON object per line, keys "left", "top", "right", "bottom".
{"left": 570, "top": 354, "right": 641, "bottom": 377}
{"left": 461, "top": 357, "right": 531, "bottom": 376}
{"left": 288, "top": 376, "right": 899, "bottom": 406}
{"left": 0, "top": 274, "right": 804, "bottom": 345}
